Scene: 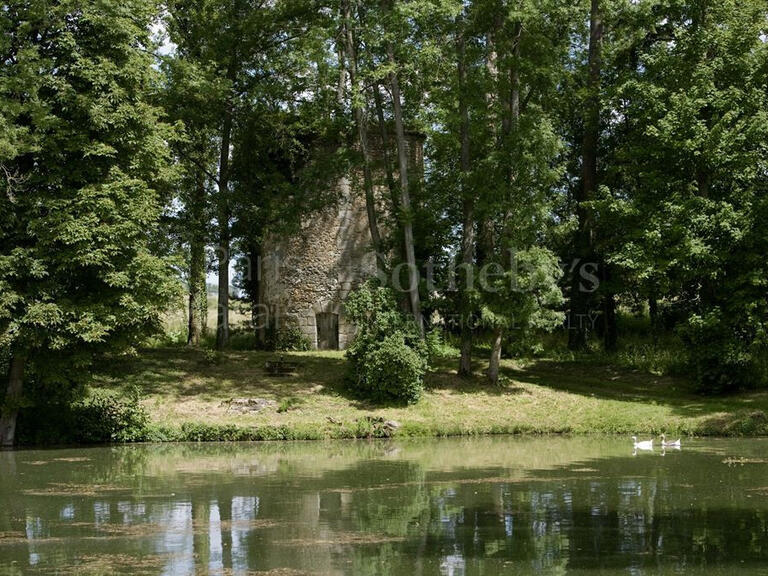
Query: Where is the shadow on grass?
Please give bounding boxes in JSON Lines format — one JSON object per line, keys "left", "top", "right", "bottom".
{"left": 500, "top": 358, "right": 768, "bottom": 421}
{"left": 425, "top": 356, "right": 527, "bottom": 397}
{"left": 94, "top": 347, "right": 349, "bottom": 400}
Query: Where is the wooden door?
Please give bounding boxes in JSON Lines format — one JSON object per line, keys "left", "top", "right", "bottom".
{"left": 316, "top": 313, "right": 339, "bottom": 350}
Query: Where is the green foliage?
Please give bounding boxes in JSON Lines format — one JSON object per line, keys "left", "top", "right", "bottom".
{"left": 682, "top": 311, "right": 768, "bottom": 394}
{"left": 345, "top": 282, "right": 429, "bottom": 404}
{"left": 266, "top": 325, "right": 312, "bottom": 352}
{"left": 277, "top": 396, "right": 303, "bottom": 413}
{"left": 72, "top": 388, "right": 150, "bottom": 443}
{"left": 359, "top": 333, "right": 428, "bottom": 405}
{"left": 16, "top": 386, "right": 150, "bottom": 445}
{"left": 480, "top": 248, "right": 566, "bottom": 335}
{"left": 0, "top": 0, "right": 178, "bottom": 409}
{"left": 426, "top": 329, "right": 460, "bottom": 359}
{"left": 179, "top": 422, "right": 322, "bottom": 442}
{"left": 596, "top": 0, "right": 768, "bottom": 391}
{"left": 202, "top": 349, "right": 222, "bottom": 366}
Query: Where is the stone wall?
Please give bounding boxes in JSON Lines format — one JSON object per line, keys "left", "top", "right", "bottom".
{"left": 260, "top": 131, "right": 423, "bottom": 350}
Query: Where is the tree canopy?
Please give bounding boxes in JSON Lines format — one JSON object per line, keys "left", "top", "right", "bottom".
{"left": 2, "top": 0, "right": 768, "bottom": 444}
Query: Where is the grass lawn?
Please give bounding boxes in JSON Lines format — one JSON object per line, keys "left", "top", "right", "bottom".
{"left": 92, "top": 347, "right": 768, "bottom": 441}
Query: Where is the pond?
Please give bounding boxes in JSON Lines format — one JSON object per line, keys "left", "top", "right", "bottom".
{"left": 1, "top": 437, "right": 767, "bottom": 575}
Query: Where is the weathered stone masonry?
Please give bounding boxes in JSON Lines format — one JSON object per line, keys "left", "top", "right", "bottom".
{"left": 259, "top": 132, "right": 424, "bottom": 350}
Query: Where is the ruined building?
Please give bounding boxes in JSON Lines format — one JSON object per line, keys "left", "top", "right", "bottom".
{"left": 258, "top": 132, "right": 424, "bottom": 350}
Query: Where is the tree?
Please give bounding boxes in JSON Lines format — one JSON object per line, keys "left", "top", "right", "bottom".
{"left": 567, "top": 0, "right": 604, "bottom": 352}
{"left": 456, "top": 10, "right": 476, "bottom": 376}
{"left": 0, "top": 0, "right": 177, "bottom": 446}
{"left": 601, "top": 0, "right": 768, "bottom": 390}
{"left": 166, "top": 0, "right": 322, "bottom": 349}
{"left": 339, "top": 0, "right": 385, "bottom": 273}
{"left": 160, "top": 56, "right": 221, "bottom": 346}
{"left": 384, "top": 1, "right": 425, "bottom": 334}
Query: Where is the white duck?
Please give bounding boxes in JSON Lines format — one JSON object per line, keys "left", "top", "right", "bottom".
{"left": 660, "top": 433, "right": 681, "bottom": 448}
{"left": 632, "top": 436, "right": 654, "bottom": 450}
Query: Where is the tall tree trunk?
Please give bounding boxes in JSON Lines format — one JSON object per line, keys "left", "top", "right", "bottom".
{"left": 336, "top": 43, "right": 346, "bottom": 105}
{"left": 649, "top": 291, "right": 660, "bottom": 344}
{"left": 372, "top": 81, "right": 411, "bottom": 274}
{"left": 188, "top": 173, "right": 206, "bottom": 347}
{"left": 487, "top": 328, "right": 503, "bottom": 384}
{"left": 0, "top": 355, "right": 26, "bottom": 448}
{"left": 476, "top": 19, "right": 499, "bottom": 268}
{"left": 487, "top": 23, "right": 521, "bottom": 385}
{"left": 387, "top": 43, "right": 424, "bottom": 335}
{"left": 457, "top": 21, "right": 474, "bottom": 377}
{"left": 372, "top": 83, "right": 399, "bottom": 209}
{"left": 568, "top": 0, "right": 602, "bottom": 351}
{"left": 243, "top": 241, "right": 261, "bottom": 338}
{"left": 602, "top": 262, "right": 618, "bottom": 352}
{"left": 187, "top": 248, "right": 205, "bottom": 347}
{"left": 201, "top": 283, "right": 209, "bottom": 338}
{"left": 343, "top": 0, "right": 385, "bottom": 273}
{"left": 216, "top": 63, "right": 235, "bottom": 351}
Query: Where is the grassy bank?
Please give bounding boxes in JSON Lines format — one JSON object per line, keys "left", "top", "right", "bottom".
{"left": 87, "top": 347, "right": 768, "bottom": 441}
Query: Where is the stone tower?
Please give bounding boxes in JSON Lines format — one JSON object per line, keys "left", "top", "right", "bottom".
{"left": 259, "top": 132, "right": 424, "bottom": 350}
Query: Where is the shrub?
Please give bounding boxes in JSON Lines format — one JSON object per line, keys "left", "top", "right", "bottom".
{"left": 72, "top": 388, "right": 150, "bottom": 443}
{"left": 682, "top": 310, "right": 768, "bottom": 393}
{"left": 426, "top": 329, "right": 460, "bottom": 359}
{"left": 277, "top": 396, "right": 303, "bottom": 413}
{"left": 356, "top": 333, "right": 428, "bottom": 403}
{"left": 16, "top": 379, "right": 150, "bottom": 445}
{"left": 266, "top": 324, "right": 311, "bottom": 351}
{"left": 202, "top": 349, "right": 222, "bottom": 366}
{"left": 345, "top": 282, "right": 429, "bottom": 404}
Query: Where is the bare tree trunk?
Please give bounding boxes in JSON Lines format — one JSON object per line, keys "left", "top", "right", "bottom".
{"left": 568, "top": 0, "right": 602, "bottom": 351}
{"left": 256, "top": 253, "right": 267, "bottom": 348}
{"left": 0, "top": 355, "right": 26, "bottom": 448}
{"left": 457, "top": 20, "right": 474, "bottom": 377}
{"left": 476, "top": 19, "right": 499, "bottom": 268}
{"left": 487, "top": 328, "right": 503, "bottom": 384}
{"left": 372, "top": 83, "right": 399, "bottom": 209}
{"left": 387, "top": 43, "right": 423, "bottom": 335}
{"left": 201, "top": 282, "right": 209, "bottom": 338}
{"left": 188, "top": 173, "right": 206, "bottom": 347}
{"left": 187, "top": 258, "right": 204, "bottom": 347}
{"left": 243, "top": 241, "right": 261, "bottom": 339}
{"left": 216, "top": 63, "right": 235, "bottom": 351}
{"left": 602, "top": 263, "right": 618, "bottom": 352}
{"left": 486, "top": 23, "right": 521, "bottom": 385}
{"left": 372, "top": 81, "right": 412, "bottom": 274}
{"left": 343, "top": 0, "right": 385, "bottom": 273}
{"left": 336, "top": 44, "right": 346, "bottom": 105}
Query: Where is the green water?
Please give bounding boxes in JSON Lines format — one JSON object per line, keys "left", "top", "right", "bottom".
{"left": 1, "top": 437, "right": 767, "bottom": 575}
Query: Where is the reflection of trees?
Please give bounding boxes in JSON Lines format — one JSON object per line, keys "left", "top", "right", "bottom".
{"left": 3, "top": 441, "right": 768, "bottom": 574}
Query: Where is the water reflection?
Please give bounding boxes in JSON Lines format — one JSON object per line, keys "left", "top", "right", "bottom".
{"left": 1, "top": 438, "right": 768, "bottom": 575}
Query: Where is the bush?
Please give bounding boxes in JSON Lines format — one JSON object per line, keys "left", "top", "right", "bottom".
{"left": 357, "top": 333, "right": 428, "bottom": 403}
{"left": 426, "top": 329, "right": 460, "bottom": 359}
{"left": 277, "top": 396, "right": 303, "bottom": 413}
{"left": 682, "top": 310, "right": 768, "bottom": 394}
{"left": 345, "top": 282, "right": 429, "bottom": 404}
{"left": 16, "top": 386, "right": 151, "bottom": 445}
{"left": 202, "top": 349, "right": 222, "bottom": 365}
{"left": 266, "top": 324, "right": 311, "bottom": 351}
{"left": 72, "top": 388, "right": 150, "bottom": 443}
